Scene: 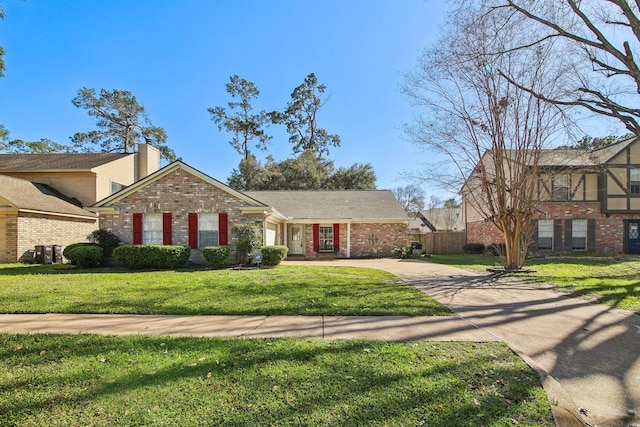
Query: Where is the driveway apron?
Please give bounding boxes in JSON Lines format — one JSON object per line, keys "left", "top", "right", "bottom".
{"left": 284, "top": 259, "right": 640, "bottom": 427}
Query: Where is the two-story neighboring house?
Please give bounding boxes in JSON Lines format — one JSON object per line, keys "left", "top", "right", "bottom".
{"left": 0, "top": 145, "right": 160, "bottom": 263}
{"left": 464, "top": 136, "right": 640, "bottom": 255}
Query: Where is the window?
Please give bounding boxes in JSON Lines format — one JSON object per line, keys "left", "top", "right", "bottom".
{"left": 111, "top": 181, "right": 124, "bottom": 194}
{"left": 631, "top": 169, "right": 640, "bottom": 194}
{"left": 198, "top": 213, "right": 219, "bottom": 247}
{"left": 143, "top": 213, "right": 163, "bottom": 244}
{"left": 572, "top": 219, "right": 587, "bottom": 251}
{"left": 538, "top": 220, "right": 553, "bottom": 250}
{"left": 552, "top": 175, "right": 570, "bottom": 201}
{"left": 319, "top": 226, "right": 334, "bottom": 251}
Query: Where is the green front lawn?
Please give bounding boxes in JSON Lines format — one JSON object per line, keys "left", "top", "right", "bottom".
{"left": 0, "top": 334, "right": 554, "bottom": 427}
{"left": 0, "top": 264, "right": 449, "bottom": 316}
{"left": 426, "top": 254, "right": 640, "bottom": 313}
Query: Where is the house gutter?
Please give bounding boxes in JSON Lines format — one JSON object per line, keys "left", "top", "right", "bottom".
{"left": 0, "top": 207, "right": 98, "bottom": 220}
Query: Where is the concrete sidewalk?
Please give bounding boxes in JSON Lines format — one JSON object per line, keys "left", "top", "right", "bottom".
{"left": 0, "top": 313, "right": 497, "bottom": 341}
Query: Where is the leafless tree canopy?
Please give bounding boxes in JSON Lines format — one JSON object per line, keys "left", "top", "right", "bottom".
{"left": 403, "top": 2, "right": 566, "bottom": 269}
{"left": 492, "top": 0, "right": 640, "bottom": 136}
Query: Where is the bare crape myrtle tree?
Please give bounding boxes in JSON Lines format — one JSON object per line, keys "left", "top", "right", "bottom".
{"left": 404, "top": 3, "right": 568, "bottom": 270}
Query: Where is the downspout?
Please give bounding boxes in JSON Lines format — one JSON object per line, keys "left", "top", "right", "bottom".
{"left": 347, "top": 222, "right": 351, "bottom": 258}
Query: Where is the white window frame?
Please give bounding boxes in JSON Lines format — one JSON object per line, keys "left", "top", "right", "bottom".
{"left": 538, "top": 219, "right": 553, "bottom": 251}
{"left": 143, "top": 213, "right": 163, "bottom": 245}
{"left": 198, "top": 213, "right": 219, "bottom": 248}
{"left": 319, "top": 225, "right": 334, "bottom": 252}
{"left": 572, "top": 219, "right": 587, "bottom": 251}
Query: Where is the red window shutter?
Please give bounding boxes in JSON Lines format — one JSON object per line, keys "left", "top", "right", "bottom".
{"left": 132, "top": 213, "right": 143, "bottom": 244}
{"left": 188, "top": 213, "right": 198, "bottom": 249}
{"left": 219, "top": 213, "right": 228, "bottom": 245}
{"left": 313, "top": 224, "right": 319, "bottom": 252}
{"left": 163, "top": 213, "right": 172, "bottom": 245}
{"left": 333, "top": 223, "right": 340, "bottom": 252}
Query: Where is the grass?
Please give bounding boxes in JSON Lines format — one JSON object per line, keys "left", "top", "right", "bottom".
{"left": 0, "top": 333, "right": 554, "bottom": 427}
{"left": 0, "top": 263, "right": 449, "bottom": 316}
{"left": 426, "top": 253, "right": 640, "bottom": 313}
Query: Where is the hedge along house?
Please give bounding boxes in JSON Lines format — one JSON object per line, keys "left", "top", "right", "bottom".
{"left": 0, "top": 174, "right": 98, "bottom": 263}
{"left": 89, "top": 160, "right": 409, "bottom": 260}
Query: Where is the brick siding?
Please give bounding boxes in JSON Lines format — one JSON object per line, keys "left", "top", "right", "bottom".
{"left": 98, "top": 168, "right": 262, "bottom": 259}
{"left": 304, "top": 223, "right": 407, "bottom": 258}
{"left": 14, "top": 214, "right": 97, "bottom": 262}
{"left": 467, "top": 201, "right": 640, "bottom": 254}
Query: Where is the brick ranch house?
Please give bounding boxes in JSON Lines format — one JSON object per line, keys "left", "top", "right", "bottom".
{"left": 89, "top": 161, "right": 409, "bottom": 260}
{"left": 464, "top": 136, "right": 640, "bottom": 255}
{"left": 0, "top": 146, "right": 409, "bottom": 263}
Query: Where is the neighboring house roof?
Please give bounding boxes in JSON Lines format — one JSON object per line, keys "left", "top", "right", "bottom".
{"left": 0, "top": 153, "right": 131, "bottom": 171}
{"left": 245, "top": 190, "right": 409, "bottom": 221}
{"left": 90, "top": 160, "right": 268, "bottom": 208}
{"left": 418, "top": 208, "right": 464, "bottom": 231}
{"left": 0, "top": 174, "right": 97, "bottom": 219}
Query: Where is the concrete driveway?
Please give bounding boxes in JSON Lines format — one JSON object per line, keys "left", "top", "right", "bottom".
{"left": 284, "top": 258, "right": 640, "bottom": 427}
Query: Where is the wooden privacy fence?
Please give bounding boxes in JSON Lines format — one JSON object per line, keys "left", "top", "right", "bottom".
{"left": 416, "top": 231, "right": 466, "bottom": 254}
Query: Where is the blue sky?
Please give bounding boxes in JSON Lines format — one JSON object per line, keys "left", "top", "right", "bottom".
{"left": 0, "top": 1, "right": 449, "bottom": 196}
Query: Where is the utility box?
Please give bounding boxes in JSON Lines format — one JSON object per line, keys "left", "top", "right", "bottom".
{"left": 52, "top": 245, "right": 63, "bottom": 263}
{"left": 35, "top": 245, "right": 53, "bottom": 264}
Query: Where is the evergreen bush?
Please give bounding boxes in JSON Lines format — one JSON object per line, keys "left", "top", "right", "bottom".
{"left": 113, "top": 245, "right": 191, "bottom": 269}
{"left": 260, "top": 246, "right": 288, "bottom": 266}
{"left": 202, "top": 246, "right": 230, "bottom": 269}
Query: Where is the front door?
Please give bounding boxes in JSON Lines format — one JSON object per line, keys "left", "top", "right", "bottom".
{"left": 626, "top": 220, "right": 640, "bottom": 254}
{"left": 288, "top": 225, "right": 304, "bottom": 255}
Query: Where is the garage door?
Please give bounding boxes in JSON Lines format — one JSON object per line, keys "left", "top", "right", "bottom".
{"left": 0, "top": 217, "right": 6, "bottom": 263}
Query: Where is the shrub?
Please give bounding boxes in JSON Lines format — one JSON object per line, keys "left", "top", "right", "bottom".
{"left": 88, "top": 229, "right": 121, "bottom": 256}
{"left": 202, "top": 246, "right": 230, "bottom": 269}
{"left": 260, "top": 246, "right": 288, "bottom": 266}
{"left": 66, "top": 245, "right": 103, "bottom": 268}
{"left": 232, "top": 223, "right": 262, "bottom": 265}
{"left": 63, "top": 243, "right": 99, "bottom": 263}
{"left": 113, "top": 245, "right": 191, "bottom": 269}
{"left": 392, "top": 246, "right": 413, "bottom": 259}
{"left": 463, "top": 243, "right": 485, "bottom": 254}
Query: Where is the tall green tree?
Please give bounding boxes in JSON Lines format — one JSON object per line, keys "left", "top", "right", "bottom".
{"left": 1, "top": 138, "right": 70, "bottom": 153}
{"left": 280, "top": 73, "right": 341, "bottom": 156}
{"left": 71, "top": 88, "right": 175, "bottom": 161}
{"left": 208, "top": 75, "right": 277, "bottom": 160}
{"left": 227, "top": 150, "right": 376, "bottom": 191}
{"left": 325, "top": 163, "right": 377, "bottom": 190}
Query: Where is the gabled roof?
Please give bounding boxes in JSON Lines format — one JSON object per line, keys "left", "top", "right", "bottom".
{"left": 245, "top": 190, "right": 408, "bottom": 221}
{"left": 0, "top": 153, "right": 131, "bottom": 171}
{"left": 0, "top": 174, "right": 97, "bottom": 218}
{"left": 91, "top": 160, "right": 267, "bottom": 208}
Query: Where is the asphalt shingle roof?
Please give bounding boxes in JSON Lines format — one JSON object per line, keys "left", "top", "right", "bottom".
{"left": 0, "top": 153, "right": 130, "bottom": 171}
{"left": 245, "top": 190, "right": 408, "bottom": 221}
{"left": 0, "top": 175, "right": 96, "bottom": 218}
